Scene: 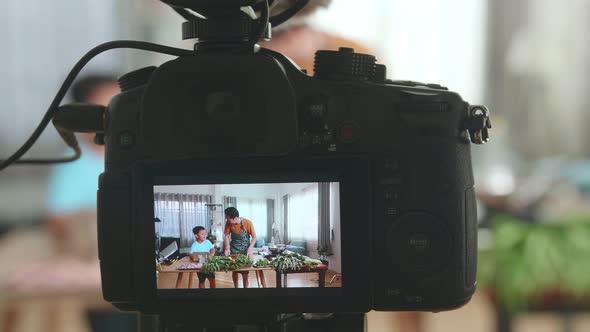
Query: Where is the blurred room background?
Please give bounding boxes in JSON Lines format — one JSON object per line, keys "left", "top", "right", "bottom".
{"left": 1, "top": 0, "right": 589, "bottom": 331}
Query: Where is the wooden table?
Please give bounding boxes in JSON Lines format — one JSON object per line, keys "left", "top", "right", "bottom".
{"left": 275, "top": 264, "right": 329, "bottom": 288}
{"left": 157, "top": 257, "right": 274, "bottom": 288}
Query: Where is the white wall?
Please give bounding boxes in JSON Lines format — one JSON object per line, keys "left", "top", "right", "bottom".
{"left": 279, "top": 182, "right": 317, "bottom": 195}
{"left": 219, "top": 184, "right": 278, "bottom": 201}
{"left": 154, "top": 184, "right": 215, "bottom": 196}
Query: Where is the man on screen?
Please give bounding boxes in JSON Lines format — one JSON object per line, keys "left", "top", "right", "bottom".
{"left": 190, "top": 226, "right": 216, "bottom": 289}
{"left": 223, "top": 207, "right": 257, "bottom": 288}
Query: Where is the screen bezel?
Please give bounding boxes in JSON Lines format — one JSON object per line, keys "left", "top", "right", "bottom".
{"left": 132, "top": 156, "right": 372, "bottom": 313}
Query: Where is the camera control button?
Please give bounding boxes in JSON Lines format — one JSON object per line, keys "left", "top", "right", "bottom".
{"left": 387, "top": 288, "right": 401, "bottom": 296}
{"left": 298, "top": 133, "right": 312, "bottom": 148}
{"left": 338, "top": 123, "right": 360, "bottom": 143}
{"left": 308, "top": 103, "right": 327, "bottom": 119}
{"left": 383, "top": 157, "right": 400, "bottom": 172}
{"left": 404, "top": 295, "right": 424, "bottom": 304}
{"left": 314, "top": 47, "right": 377, "bottom": 81}
{"left": 384, "top": 187, "right": 400, "bottom": 201}
{"left": 408, "top": 234, "right": 430, "bottom": 252}
{"left": 385, "top": 207, "right": 400, "bottom": 217}
{"left": 387, "top": 212, "right": 451, "bottom": 274}
{"left": 379, "top": 177, "right": 403, "bottom": 185}
{"left": 301, "top": 97, "right": 329, "bottom": 121}
{"left": 117, "top": 131, "right": 135, "bottom": 148}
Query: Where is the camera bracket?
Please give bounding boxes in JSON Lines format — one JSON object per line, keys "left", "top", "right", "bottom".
{"left": 181, "top": 16, "right": 270, "bottom": 43}
{"left": 162, "top": 0, "right": 271, "bottom": 50}
{"left": 161, "top": 0, "right": 258, "bottom": 17}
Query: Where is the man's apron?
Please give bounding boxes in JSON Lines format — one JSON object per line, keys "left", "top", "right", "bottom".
{"left": 230, "top": 219, "right": 250, "bottom": 255}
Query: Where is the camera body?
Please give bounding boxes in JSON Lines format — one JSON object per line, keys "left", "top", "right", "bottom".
{"left": 98, "top": 46, "right": 478, "bottom": 314}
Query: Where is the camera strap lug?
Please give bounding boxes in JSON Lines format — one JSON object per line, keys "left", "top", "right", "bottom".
{"left": 464, "top": 105, "right": 491, "bottom": 144}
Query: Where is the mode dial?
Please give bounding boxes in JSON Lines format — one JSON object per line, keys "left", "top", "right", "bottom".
{"left": 314, "top": 47, "right": 377, "bottom": 81}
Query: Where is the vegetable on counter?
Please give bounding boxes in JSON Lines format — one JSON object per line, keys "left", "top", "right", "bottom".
{"left": 254, "top": 258, "right": 271, "bottom": 267}
{"left": 231, "top": 255, "right": 253, "bottom": 269}
{"left": 272, "top": 253, "right": 322, "bottom": 273}
{"left": 201, "top": 255, "right": 254, "bottom": 272}
{"left": 201, "top": 256, "right": 233, "bottom": 273}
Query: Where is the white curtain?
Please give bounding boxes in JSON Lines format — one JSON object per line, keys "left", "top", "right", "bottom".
{"left": 178, "top": 194, "right": 211, "bottom": 247}
{"left": 236, "top": 197, "right": 267, "bottom": 240}
{"left": 154, "top": 193, "right": 212, "bottom": 248}
{"left": 154, "top": 193, "right": 180, "bottom": 238}
{"left": 287, "top": 184, "right": 318, "bottom": 244}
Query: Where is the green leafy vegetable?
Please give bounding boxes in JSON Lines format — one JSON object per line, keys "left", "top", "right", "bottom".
{"left": 201, "top": 256, "right": 232, "bottom": 273}
{"left": 272, "top": 253, "right": 306, "bottom": 273}
{"left": 254, "top": 258, "right": 271, "bottom": 267}
{"left": 271, "top": 253, "right": 321, "bottom": 273}
{"left": 231, "top": 255, "right": 253, "bottom": 269}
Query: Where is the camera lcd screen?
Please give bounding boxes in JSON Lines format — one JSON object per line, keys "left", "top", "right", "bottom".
{"left": 154, "top": 182, "right": 342, "bottom": 290}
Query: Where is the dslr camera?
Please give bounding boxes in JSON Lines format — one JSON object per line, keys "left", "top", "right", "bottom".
{"left": 50, "top": 0, "right": 492, "bottom": 316}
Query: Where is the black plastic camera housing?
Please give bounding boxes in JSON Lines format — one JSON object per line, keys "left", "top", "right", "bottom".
{"left": 98, "top": 45, "right": 481, "bottom": 314}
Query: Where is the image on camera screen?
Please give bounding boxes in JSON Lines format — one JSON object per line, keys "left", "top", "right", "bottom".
{"left": 154, "top": 182, "right": 342, "bottom": 289}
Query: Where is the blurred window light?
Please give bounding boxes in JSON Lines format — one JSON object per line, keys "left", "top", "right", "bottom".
{"left": 310, "top": 0, "right": 487, "bottom": 102}
{"left": 0, "top": 0, "right": 121, "bottom": 153}
{"left": 482, "top": 166, "right": 516, "bottom": 196}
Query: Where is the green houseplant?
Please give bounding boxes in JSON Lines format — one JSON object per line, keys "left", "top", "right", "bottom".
{"left": 478, "top": 214, "right": 590, "bottom": 311}
{"left": 317, "top": 245, "right": 330, "bottom": 266}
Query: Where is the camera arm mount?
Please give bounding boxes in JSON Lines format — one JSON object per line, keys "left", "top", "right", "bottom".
{"left": 162, "top": 0, "right": 271, "bottom": 49}
{"left": 162, "top": 0, "right": 311, "bottom": 49}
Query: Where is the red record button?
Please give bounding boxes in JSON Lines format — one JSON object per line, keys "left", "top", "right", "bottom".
{"left": 339, "top": 123, "right": 360, "bottom": 143}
